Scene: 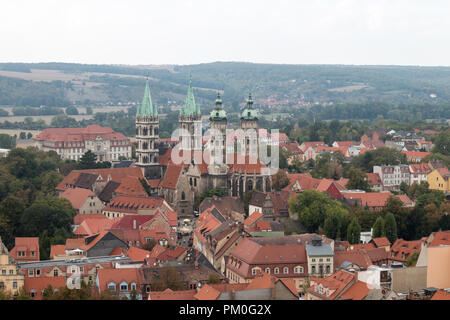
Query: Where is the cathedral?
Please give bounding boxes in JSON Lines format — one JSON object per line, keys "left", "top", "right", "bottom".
{"left": 134, "top": 78, "right": 272, "bottom": 217}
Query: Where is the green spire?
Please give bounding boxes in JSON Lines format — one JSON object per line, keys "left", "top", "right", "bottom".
{"left": 210, "top": 92, "right": 227, "bottom": 120}
{"left": 183, "top": 75, "right": 199, "bottom": 117}
{"left": 139, "top": 78, "right": 154, "bottom": 117}
{"left": 241, "top": 92, "right": 258, "bottom": 120}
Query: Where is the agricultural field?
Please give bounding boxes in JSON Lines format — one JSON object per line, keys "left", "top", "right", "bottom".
{"left": 0, "top": 114, "right": 94, "bottom": 124}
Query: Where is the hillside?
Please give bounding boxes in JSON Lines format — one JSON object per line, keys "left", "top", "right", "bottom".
{"left": 1, "top": 62, "right": 450, "bottom": 109}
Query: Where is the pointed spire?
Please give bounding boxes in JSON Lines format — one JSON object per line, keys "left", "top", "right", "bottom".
{"left": 184, "top": 75, "right": 199, "bottom": 117}
{"left": 246, "top": 93, "right": 254, "bottom": 109}
{"left": 139, "top": 78, "right": 154, "bottom": 117}
{"left": 214, "top": 92, "right": 222, "bottom": 110}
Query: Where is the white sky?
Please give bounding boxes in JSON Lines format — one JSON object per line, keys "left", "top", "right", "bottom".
{"left": 1, "top": 0, "right": 449, "bottom": 66}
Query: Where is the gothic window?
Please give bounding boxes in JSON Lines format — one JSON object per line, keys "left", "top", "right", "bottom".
{"left": 194, "top": 178, "right": 197, "bottom": 187}
{"left": 247, "top": 179, "right": 253, "bottom": 191}
{"left": 189, "top": 178, "right": 192, "bottom": 186}
{"left": 154, "top": 128, "right": 158, "bottom": 135}
{"left": 143, "top": 156, "right": 148, "bottom": 163}
{"left": 181, "top": 192, "right": 185, "bottom": 200}
{"left": 143, "top": 142, "right": 148, "bottom": 150}
{"left": 136, "top": 127, "right": 139, "bottom": 135}
{"left": 143, "top": 128, "right": 148, "bottom": 136}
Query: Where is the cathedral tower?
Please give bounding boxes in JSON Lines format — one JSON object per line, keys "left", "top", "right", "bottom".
{"left": 179, "top": 77, "right": 202, "bottom": 152}
{"left": 240, "top": 93, "right": 259, "bottom": 156}
{"left": 135, "top": 79, "right": 160, "bottom": 178}
{"left": 209, "top": 92, "right": 227, "bottom": 166}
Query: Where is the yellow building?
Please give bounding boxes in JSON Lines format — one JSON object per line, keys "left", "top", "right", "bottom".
{"left": 427, "top": 168, "right": 450, "bottom": 193}
{"left": 0, "top": 238, "right": 24, "bottom": 296}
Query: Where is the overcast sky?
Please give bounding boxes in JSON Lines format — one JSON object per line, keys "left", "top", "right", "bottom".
{"left": 1, "top": 0, "right": 449, "bottom": 66}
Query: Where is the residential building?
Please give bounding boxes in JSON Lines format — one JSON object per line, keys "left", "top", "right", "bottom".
{"left": 225, "top": 237, "right": 309, "bottom": 294}
{"left": 305, "top": 236, "right": 334, "bottom": 277}
{"left": 373, "top": 165, "right": 410, "bottom": 191}
{"left": 306, "top": 269, "right": 369, "bottom": 300}
{"left": 102, "top": 195, "right": 172, "bottom": 219}
{"left": 409, "top": 163, "right": 432, "bottom": 185}
{"left": 389, "top": 239, "right": 423, "bottom": 266}
{"left": 402, "top": 151, "right": 431, "bottom": 163}
{"left": 59, "top": 187, "right": 104, "bottom": 214}
{"left": 96, "top": 268, "right": 142, "bottom": 299}
{"left": 366, "top": 173, "right": 383, "bottom": 191}
{"left": 0, "top": 238, "right": 24, "bottom": 296}
{"left": 427, "top": 167, "right": 450, "bottom": 194}
{"left": 9, "top": 237, "right": 40, "bottom": 262}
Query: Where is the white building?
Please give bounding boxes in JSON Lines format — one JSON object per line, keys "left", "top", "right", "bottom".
{"left": 373, "top": 165, "right": 410, "bottom": 191}
{"left": 33, "top": 125, "right": 132, "bottom": 162}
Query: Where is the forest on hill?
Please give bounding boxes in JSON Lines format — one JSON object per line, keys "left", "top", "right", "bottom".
{"left": 1, "top": 62, "right": 450, "bottom": 110}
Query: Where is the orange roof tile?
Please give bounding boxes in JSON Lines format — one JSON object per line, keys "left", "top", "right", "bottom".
{"left": 59, "top": 187, "right": 96, "bottom": 210}
{"left": 431, "top": 290, "right": 450, "bottom": 300}
{"left": 244, "top": 211, "right": 263, "bottom": 226}
{"left": 24, "top": 276, "right": 67, "bottom": 300}
{"left": 340, "top": 281, "right": 369, "bottom": 300}
{"left": 50, "top": 245, "right": 66, "bottom": 259}
{"left": 149, "top": 288, "right": 197, "bottom": 300}
{"left": 126, "top": 246, "right": 151, "bottom": 261}
{"left": 73, "top": 213, "right": 105, "bottom": 225}
{"left": 194, "top": 284, "right": 221, "bottom": 300}
{"left": 371, "top": 237, "right": 391, "bottom": 247}
{"left": 428, "top": 231, "right": 450, "bottom": 247}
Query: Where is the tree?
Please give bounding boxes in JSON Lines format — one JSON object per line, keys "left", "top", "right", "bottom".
{"left": 404, "top": 252, "right": 419, "bottom": 267}
{"left": 19, "top": 132, "right": 26, "bottom": 140}
{"left": 399, "top": 181, "right": 408, "bottom": 194}
{"left": 432, "top": 129, "right": 450, "bottom": 156}
{"left": 272, "top": 169, "right": 289, "bottom": 191}
{"left": 384, "top": 213, "right": 397, "bottom": 244}
{"left": 86, "top": 106, "right": 93, "bottom": 115}
{"left": 207, "top": 274, "right": 221, "bottom": 284}
{"left": 346, "top": 167, "right": 371, "bottom": 191}
{"left": 78, "top": 150, "right": 97, "bottom": 169}
{"left": 15, "top": 287, "right": 31, "bottom": 300}
{"left": 324, "top": 212, "right": 340, "bottom": 240}
{"left": 372, "top": 216, "right": 385, "bottom": 238}
{"left": 351, "top": 147, "right": 407, "bottom": 172}
{"left": 141, "top": 239, "right": 157, "bottom": 251}
{"left": 347, "top": 217, "right": 361, "bottom": 244}
{"left": 27, "top": 132, "right": 33, "bottom": 139}
{"left": 65, "top": 106, "right": 79, "bottom": 115}
{"left": 150, "top": 266, "right": 184, "bottom": 291}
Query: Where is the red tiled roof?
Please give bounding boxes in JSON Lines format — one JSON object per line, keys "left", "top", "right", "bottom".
{"left": 110, "top": 247, "right": 127, "bottom": 256}
{"left": 104, "top": 196, "right": 165, "bottom": 214}
{"left": 65, "top": 238, "right": 85, "bottom": 250}
{"left": 334, "top": 250, "right": 373, "bottom": 271}
{"left": 56, "top": 167, "right": 144, "bottom": 192}
{"left": 110, "top": 214, "right": 155, "bottom": 230}
{"left": 283, "top": 173, "right": 320, "bottom": 191}
{"left": 10, "top": 237, "right": 40, "bottom": 261}
{"left": 366, "top": 173, "right": 382, "bottom": 186}
{"left": 349, "top": 243, "right": 376, "bottom": 251}
{"left": 97, "top": 268, "right": 140, "bottom": 292}
{"left": 428, "top": 231, "right": 450, "bottom": 247}
{"left": 300, "top": 141, "right": 326, "bottom": 151}
{"left": 59, "top": 187, "right": 96, "bottom": 210}
{"left": 334, "top": 141, "right": 354, "bottom": 147}
{"left": 409, "top": 163, "right": 432, "bottom": 175}
{"left": 390, "top": 239, "right": 423, "bottom": 262}
{"left": 255, "top": 221, "right": 271, "bottom": 231}
{"left": 307, "top": 270, "right": 356, "bottom": 300}
{"left": 160, "top": 162, "right": 184, "bottom": 189}
{"left": 50, "top": 245, "right": 66, "bottom": 259}
{"left": 194, "top": 284, "right": 221, "bottom": 300}
{"left": 431, "top": 290, "right": 450, "bottom": 300}
{"left": 24, "top": 276, "right": 67, "bottom": 300}
{"left": 157, "top": 246, "right": 187, "bottom": 262}
{"left": 73, "top": 213, "right": 105, "bottom": 225}
{"left": 340, "top": 281, "right": 369, "bottom": 300}
{"left": 342, "top": 192, "right": 412, "bottom": 208}
{"left": 74, "top": 218, "right": 117, "bottom": 237}
{"left": 244, "top": 211, "right": 264, "bottom": 226}
{"left": 126, "top": 246, "right": 151, "bottom": 261}
{"left": 401, "top": 151, "right": 431, "bottom": 159}
{"left": 366, "top": 248, "right": 389, "bottom": 264}
{"left": 371, "top": 237, "right": 391, "bottom": 247}
{"left": 316, "top": 179, "right": 347, "bottom": 193}
{"left": 114, "top": 176, "right": 148, "bottom": 197}
{"left": 149, "top": 288, "right": 196, "bottom": 300}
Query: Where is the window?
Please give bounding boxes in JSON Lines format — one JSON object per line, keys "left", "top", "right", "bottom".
{"left": 294, "top": 266, "right": 303, "bottom": 274}
{"left": 252, "top": 268, "right": 258, "bottom": 275}
{"left": 107, "top": 282, "right": 116, "bottom": 291}
{"left": 13, "top": 282, "right": 17, "bottom": 289}
{"left": 265, "top": 268, "right": 271, "bottom": 274}
{"left": 274, "top": 267, "right": 279, "bottom": 274}
{"left": 9, "top": 269, "right": 14, "bottom": 275}
{"left": 131, "top": 283, "right": 136, "bottom": 290}
{"left": 30, "top": 290, "right": 36, "bottom": 298}
{"left": 1, "top": 269, "right": 5, "bottom": 275}
{"left": 54, "top": 269, "right": 58, "bottom": 277}
{"left": 36, "top": 269, "right": 40, "bottom": 276}
{"left": 283, "top": 267, "right": 289, "bottom": 274}
{"left": 28, "top": 270, "right": 34, "bottom": 277}
{"left": 120, "top": 282, "right": 128, "bottom": 291}
{"left": 181, "top": 192, "right": 185, "bottom": 201}
{"left": 312, "top": 266, "right": 316, "bottom": 274}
